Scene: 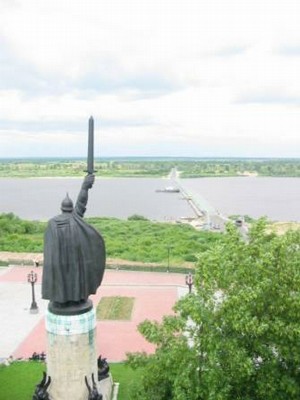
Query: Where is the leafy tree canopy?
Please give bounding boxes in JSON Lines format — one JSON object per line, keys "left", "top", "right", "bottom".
{"left": 127, "top": 220, "right": 300, "bottom": 400}
{"left": 127, "top": 214, "right": 149, "bottom": 221}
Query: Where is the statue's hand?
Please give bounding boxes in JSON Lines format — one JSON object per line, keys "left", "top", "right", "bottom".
{"left": 83, "top": 174, "right": 95, "bottom": 189}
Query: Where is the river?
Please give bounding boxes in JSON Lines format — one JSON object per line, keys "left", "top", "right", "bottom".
{"left": 182, "top": 177, "right": 300, "bottom": 222}
{"left": 0, "top": 177, "right": 299, "bottom": 222}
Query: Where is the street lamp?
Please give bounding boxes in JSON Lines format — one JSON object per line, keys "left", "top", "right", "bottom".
{"left": 27, "top": 270, "right": 38, "bottom": 314}
{"left": 185, "top": 272, "right": 194, "bottom": 294}
{"left": 167, "top": 245, "right": 172, "bottom": 272}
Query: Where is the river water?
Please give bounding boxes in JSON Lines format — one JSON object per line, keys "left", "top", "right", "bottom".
{"left": 0, "top": 177, "right": 299, "bottom": 222}
{"left": 183, "top": 177, "right": 300, "bottom": 222}
{"left": 0, "top": 178, "right": 194, "bottom": 221}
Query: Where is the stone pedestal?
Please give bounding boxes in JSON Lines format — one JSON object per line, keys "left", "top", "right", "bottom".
{"left": 46, "top": 308, "right": 98, "bottom": 400}
{"left": 99, "top": 375, "right": 114, "bottom": 400}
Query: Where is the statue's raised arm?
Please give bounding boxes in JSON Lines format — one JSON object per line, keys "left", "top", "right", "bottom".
{"left": 75, "top": 174, "right": 95, "bottom": 217}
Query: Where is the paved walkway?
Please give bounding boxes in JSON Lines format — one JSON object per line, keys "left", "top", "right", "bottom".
{"left": 0, "top": 267, "right": 189, "bottom": 362}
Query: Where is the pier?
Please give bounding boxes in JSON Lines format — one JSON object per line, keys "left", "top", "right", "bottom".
{"left": 169, "top": 168, "right": 229, "bottom": 231}
{"left": 176, "top": 182, "right": 204, "bottom": 219}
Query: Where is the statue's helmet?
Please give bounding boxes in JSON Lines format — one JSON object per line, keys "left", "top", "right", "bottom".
{"left": 61, "top": 193, "right": 74, "bottom": 212}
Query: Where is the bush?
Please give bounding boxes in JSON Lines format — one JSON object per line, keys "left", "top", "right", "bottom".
{"left": 0, "top": 213, "right": 220, "bottom": 265}
{"left": 127, "top": 214, "right": 149, "bottom": 221}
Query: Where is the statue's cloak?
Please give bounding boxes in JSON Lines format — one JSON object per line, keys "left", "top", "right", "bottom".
{"left": 42, "top": 213, "right": 105, "bottom": 303}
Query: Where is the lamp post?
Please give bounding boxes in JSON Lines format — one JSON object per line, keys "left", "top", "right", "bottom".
{"left": 167, "top": 245, "right": 171, "bottom": 273}
{"left": 185, "top": 272, "right": 194, "bottom": 294}
{"left": 27, "top": 270, "right": 38, "bottom": 314}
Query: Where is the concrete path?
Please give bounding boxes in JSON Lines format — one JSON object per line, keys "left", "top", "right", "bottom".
{"left": 0, "top": 267, "right": 189, "bottom": 362}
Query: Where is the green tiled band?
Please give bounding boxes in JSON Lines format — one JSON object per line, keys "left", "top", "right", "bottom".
{"left": 46, "top": 308, "right": 96, "bottom": 335}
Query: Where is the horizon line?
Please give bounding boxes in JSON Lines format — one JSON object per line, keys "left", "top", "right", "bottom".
{"left": 0, "top": 156, "right": 299, "bottom": 161}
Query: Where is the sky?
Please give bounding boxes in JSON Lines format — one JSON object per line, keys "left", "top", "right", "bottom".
{"left": 0, "top": 0, "right": 300, "bottom": 158}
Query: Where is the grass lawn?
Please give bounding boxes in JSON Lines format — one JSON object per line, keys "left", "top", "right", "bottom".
{"left": 96, "top": 296, "right": 135, "bottom": 320}
{"left": 0, "top": 361, "right": 45, "bottom": 400}
{"left": 0, "top": 361, "right": 139, "bottom": 400}
{"left": 110, "top": 362, "right": 142, "bottom": 399}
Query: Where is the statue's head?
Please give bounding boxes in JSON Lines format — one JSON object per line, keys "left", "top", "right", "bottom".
{"left": 61, "top": 193, "right": 74, "bottom": 213}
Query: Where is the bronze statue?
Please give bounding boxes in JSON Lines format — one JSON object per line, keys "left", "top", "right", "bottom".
{"left": 32, "top": 372, "right": 51, "bottom": 400}
{"left": 97, "top": 355, "right": 110, "bottom": 381}
{"left": 85, "top": 373, "right": 103, "bottom": 400}
{"left": 42, "top": 117, "right": 106, "bottom": 314}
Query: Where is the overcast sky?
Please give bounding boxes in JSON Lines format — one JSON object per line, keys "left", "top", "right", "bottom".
{"left": 0, "top": 0, "right": 299, "bottom": 158}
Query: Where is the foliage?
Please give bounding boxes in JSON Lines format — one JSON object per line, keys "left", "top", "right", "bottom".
{"left": 0, "top": 159, "right": 172, "bottom": 178}
{"left": 0, "top": 213, "right": 45, "bottom": 235}
{"left": 228, "top": 214, "right": 256, "bottom": 223}
{"left": 128, "top": 214, "right": 149, "bottom": 221}
{"left": 127, "top": 220, "right": 300, "bottom": 399}
{"left": 178, "top": 158, "right": 300, "bottom": 177}
{"left": 89, "top": 217, "right": 220, "bottom": 264}
{"left": 0, "top": 213, "right": 45, "bottom": 253}
{"left": 0, "top": 213, "right": 219, "bottom": 265}
{"left": 0, "top": 158, "right": 299, "bottom": 177}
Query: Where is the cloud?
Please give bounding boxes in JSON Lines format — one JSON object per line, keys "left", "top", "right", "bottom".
{"left": 277, "top": 45, "right": 300, "bottom": 57}
{"left": 76, "top": 70, "right": 181, "bottom": 99}
{"left": 235, "top": 90, "right": 300, "bottom": 105}
{"left": 0, "top": 33, "right": 182, "bottom": 99}
{"left": 212, "top": 46, "right": 250, "bottom": 58}
{"left": 0, "top": 40, "right": 47, "bottom": 94}
{"left": 0, "top": 0, "right": 300, "bottom": 157}
{"left": 0, "top": 116, "right": 158, "bottom": 133}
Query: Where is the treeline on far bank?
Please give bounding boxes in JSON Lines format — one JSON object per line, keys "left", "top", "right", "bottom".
{"left": 0, "top": 158, "right": 299, "bottom": 177}
{"left": 0, "top": 213, "right": 220, "bottom": 265}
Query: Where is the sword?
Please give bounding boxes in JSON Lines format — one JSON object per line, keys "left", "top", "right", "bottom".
{"left": 86, "top": 116, "right": 97, "bottom": 174}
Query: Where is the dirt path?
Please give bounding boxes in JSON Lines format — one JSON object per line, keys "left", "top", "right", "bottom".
{"left": 0, "top": 251, "right": 43, "bottom": 264}
{"left": 0, "top": 251, "right": 161, "bottom": 266}
{"left": 0, "top": 251, "right": 194, "bottom": 269}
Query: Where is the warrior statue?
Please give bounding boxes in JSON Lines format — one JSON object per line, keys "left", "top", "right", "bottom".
{"left": 42, "top": 117, "right": 105, "bottom": 315}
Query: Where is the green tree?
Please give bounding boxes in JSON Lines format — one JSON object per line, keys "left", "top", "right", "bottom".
{"left": 127, "top": 214, "right": 149, "bottom": 221}
{"left": 127, "top": 221, "right": 300, "bottom": 399}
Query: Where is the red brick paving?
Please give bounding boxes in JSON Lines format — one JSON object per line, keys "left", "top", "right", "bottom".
{"left": 0, "top": 266, "right": 44, "bottom": 283}
{"left": 1, "top": 267, "right": 186, "bottom": 362}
